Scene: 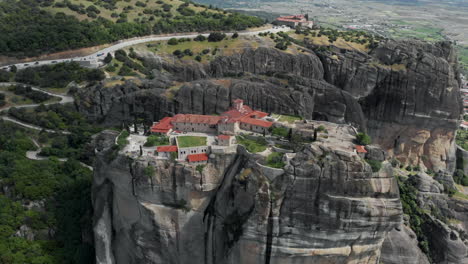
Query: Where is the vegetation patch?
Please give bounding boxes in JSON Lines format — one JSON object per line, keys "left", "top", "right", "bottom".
{"left": 0, "top": 122, "right": 94, "bottom": 263}
{"left": 265, "top": 152, "right": 285, "bottom": 168}
{"left": 456, "top": 130, "right": 468, "bottom": 151}
{"left": 271, "top": 127, "right": 290, "bottom": 138}
{"left": 117, "top": 130, "right": 130, "bottom": 150}
{"left": 15, "top": 62, "right": 105, "bottom": 88}
{"left": 177, "top": 136, "right": 207, "bottom": 148}
{"left": 365, "top": 159, "right": 382, "bottom": 172}
{"left": 278, "top": 114, "right": 302, "bottom": 123}
{"left": 356, "top": 132, "right": 371, "bottom": 145}
{"left": 144, "top": 135, "right": 170, "bottom": 147}
{"left": 236, "top": 136, "right": 268, "bottom": 153}
{"left": 397, "top": 176, "right": 433, "bottom": 260}
{"left": 0, "top": 0, "right": 263, "bottom": 57}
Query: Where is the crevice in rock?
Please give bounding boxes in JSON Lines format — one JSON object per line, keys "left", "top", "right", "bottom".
{"left": 264, "top": 199, "right": 274, "bottom": 264}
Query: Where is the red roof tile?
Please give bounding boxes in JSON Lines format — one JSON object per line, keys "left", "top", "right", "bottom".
{"left": 151, "top": 117, "right": 173, "bottom": 133}
{"left": 172, "top": 114, "right": 222, "bottom": 125}
{"left": 276, "top": 15, "right": 307, "bottom": 23}
{"left": 157, "top": 146, "right": 178, "bottom": 152}
{"left": 355, "top": 145, "right": 367, "bottom": 153}
{"left": 187, "top": 153, "right": 208, "bottom": 162}
{"left": 218, "top": 135, "right": 231, "bottom": 140}
{"left": 248, "top": 111, "right": 269, "bottom": 119}
{"left": 221, "top": 105, "right": 254, "bottom": 119}
{"left": 240, "top": 117, "right": 273, "bottom": 128}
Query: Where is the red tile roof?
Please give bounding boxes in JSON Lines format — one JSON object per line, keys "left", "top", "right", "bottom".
{"left": 172, "top": 114, "right": 221, "bottom": 125}
{"left": 187, "top": 153, "right": 208, "bottom": 162}
{"left": 276, "top": 15, "right": 307, "bottom": 23}
{"left": 248, "top": 111, "right": 269, "bottom": 119}
{"left": 157, "top": 146, "right": 178, "bottom": 152}
{"left": 221, "top": 105, "right": 254, "bottom": 119}
{"left": 240, "top": 117, "right": 273, "bottom": 128}
{"left": 462, "top": 121, "right": 468, "bottom": 126}
{"left": 151, "top": 117, "right": 173, "bottom": 133}
{"left": 218, "top": 135, "right": 231, "bottom": 140}
{"left": 355, "top": 145, "right": 367, "bottom": 153}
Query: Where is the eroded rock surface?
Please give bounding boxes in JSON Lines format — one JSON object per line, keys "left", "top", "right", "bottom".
{"left": 92, "top": 130, "right": 402, "bottom": 264}
{"left": 76, "top": 39, "right": 462, "bottom": 172}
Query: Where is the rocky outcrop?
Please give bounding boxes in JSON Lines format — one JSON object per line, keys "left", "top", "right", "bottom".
{"left": 76, "top": 39, "right": 462, "bottom": 172}
{"left": 381, "top": 225, "right": 430, "bottom": 264}
{"left": 315, "top": 39, "right": 462, "bottom": 173}
{"left": 83, "top": 39, "right": 465, "bottom": 263}
{"left": 92, "top": 131, "right": 402, "bottom": 264}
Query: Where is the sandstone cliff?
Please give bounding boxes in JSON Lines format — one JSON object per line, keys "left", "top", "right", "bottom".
{"left": 92, "top": 130, "right": 402, "bottom": 264}
{"left": 82, "top": 37, "right": 467, "bottom": 264}
{"left": 76, "top": 40, "right": 462, "bottom": 173}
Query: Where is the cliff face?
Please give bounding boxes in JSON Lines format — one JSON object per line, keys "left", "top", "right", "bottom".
{"left": 76, "top": 40, "right": 462, "bottom": 172}
{"left": 83, "top": 39, "right": 466, "bottom": 263}
{"left": 317, "top": 40, "right": 462, "bottom": 173}
{"left": 92, "top": 131, "right": 402, "bottom": 264}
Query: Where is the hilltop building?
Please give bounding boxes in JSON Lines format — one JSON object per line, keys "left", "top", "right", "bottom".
{"left": 275, "top": 14, "right": 313, "bottom": 28}
{"left": 150, "top": 99, "right": 273, "bottom": 136}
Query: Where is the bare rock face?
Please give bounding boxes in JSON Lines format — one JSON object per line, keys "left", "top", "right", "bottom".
{"left": 316, "top": 39, "right": 461, "bottom": 173}
{"left": 92, "top": 131, "right": 402, "bottom": 264}
{"left": 381, "top": 225, "right": 430, "bottom": 264}
{"left": 76, "top": 40, "right": 462, "bottom": 172}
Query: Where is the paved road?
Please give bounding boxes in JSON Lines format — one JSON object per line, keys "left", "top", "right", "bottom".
{"left": 26, "top": 139, "right": 94, "bottom": 171}
{"left": 0, "top": 82, "right": 73, "bottom": 134}
{"left": 1, "top": 25, "right": 292, "bottom": 71}
{"left": 0, "top": 82, "right": 73, "bottom": 112}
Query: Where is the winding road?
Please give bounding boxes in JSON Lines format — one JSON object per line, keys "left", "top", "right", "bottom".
{"left": 1, "top": 25, "right": 292, "bottom": 71}
{"left": 0, "top": 83, "right": 93, "bottom": 170}
{"left": 0, "top": 82, "right": 74, "bottom": 134}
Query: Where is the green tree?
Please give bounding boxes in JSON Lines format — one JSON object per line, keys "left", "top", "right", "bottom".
{"left": 356, "top": 132, "right": 371, "bottom": 145}
{"left": 168, "top": 38, "right": 179, "bottom": 45}
{"left": 103, "top": 53, "right": 113, "bottom": 64}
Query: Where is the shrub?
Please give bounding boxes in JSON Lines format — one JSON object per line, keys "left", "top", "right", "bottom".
{"left": 208, "top": 32, "right": 226, "bottom": 42}
{"left": 115, "top": 49, "right": 127, "bottom": 62}
{"left": 144, "top": 166, "right": 155, "bottom": 178}
{"left": 232, "top": 32, "right": 239, "bottom": 38}
{"left": 196, "top": 165, "right": 205, "bottom": 174}
{"left": 144, "top": 135, "right": 169, "bottom": 147}
{"left": 356, "top": 132, "right": 371, "bottom": 145}
{"left": 316, "top": 125, "right": 327, "bottom": 133}
{"left": 454, "top": 169, "right": 468, "bottom": 186}
{"left": 103, "top": 53, "right": 113, "bottom": 64}
{"left": 194, "top": 35, "right": 206, "bottom": 41}
{"left": 118, "top": 65, "right": 135, "bottom": 76}
{"left": 183, "top": 49, "right": 193, "bottom": 56}
{"left": 168, "top": 38, "right": 179, "bottom": 45}
{"left": 365, "top": 159, "right": 382, "bottom": 172}
{"left": 266, "top": 152, "right": 285, "bottom": 168}
{"left": 117, "top": 130, "right": 130, "bottom": 150}
{"left": 195, "top": 55, "right": 202, "bottom": 62}
{"left": 271, "top": 127, "right": 289, "bottom": 138}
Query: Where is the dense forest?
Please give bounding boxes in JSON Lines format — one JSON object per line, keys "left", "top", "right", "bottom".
{"left": 0, "top": 122, "right": 95, "bottom": 263}
{"left": 0, "top": 0, "right": 264, "bottom": 57}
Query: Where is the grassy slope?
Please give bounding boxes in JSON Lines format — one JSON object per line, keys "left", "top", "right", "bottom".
{"left": 43, "top": 0, "right": 223, "bottom": 23}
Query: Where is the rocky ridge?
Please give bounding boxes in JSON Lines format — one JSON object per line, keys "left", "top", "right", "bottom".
{"left": 77, "top": 39, "right": 462, "bottom": 172}
{"left": 81, "top": 37, "right": 468, "bottom": 263}
{"left": 92, "top": 127, "right": 402, "bottom": 264}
